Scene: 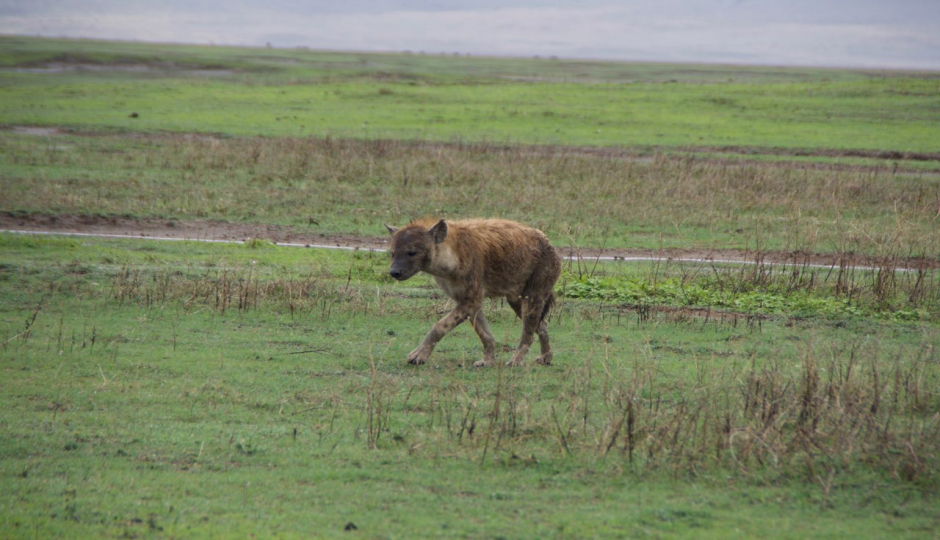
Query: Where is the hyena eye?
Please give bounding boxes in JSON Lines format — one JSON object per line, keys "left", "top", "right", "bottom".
{"left": 408, "top": 251, "right": 417, "bottom": 257}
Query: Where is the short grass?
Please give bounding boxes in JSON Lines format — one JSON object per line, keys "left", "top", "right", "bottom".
{"left": 2, "top": 36, "right": 940, "bottom": 153}
{"left": 3, "top": 35, "right": 932, "bottom": 85}
{"left": 2, "top": 36, "right": 940, "bottom": 538}
{"left": 1, "top": 234, "right": 939, "bottom": 537}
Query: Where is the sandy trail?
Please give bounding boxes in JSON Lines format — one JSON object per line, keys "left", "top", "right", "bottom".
{"left": 3, "top": 212, "right": 936, "bottom": 271}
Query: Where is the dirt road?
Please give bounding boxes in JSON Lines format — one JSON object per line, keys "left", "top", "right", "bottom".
{"left": 4, "top": 212, "right": 937, "bottom": 271}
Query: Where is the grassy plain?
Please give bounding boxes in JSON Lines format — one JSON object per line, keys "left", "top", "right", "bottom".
{"left": 2, "top": 36, "right": 938, "bottom": 259}
{"left": 1, "top": 36, "right": 940, "bottom": 537}
{"left": 2, "top": 36, "right": 940, "bottom": 152}
{"left": 1, "top": 234, "right": 939, "bottom": 537}
{"left": 2, "top": 131, "right": 939, "bottom": 259}
{"left": 2, "top": 35, "right": 930, "bottom": 84}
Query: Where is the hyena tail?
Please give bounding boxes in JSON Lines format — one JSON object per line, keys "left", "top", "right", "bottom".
{"left": 540, "top": 291, "right": 555, "bottom": 323}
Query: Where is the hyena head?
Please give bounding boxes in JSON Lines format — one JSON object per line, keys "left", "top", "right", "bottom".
{"left": 385, "top": 219, "right": 448, "bottom": 281}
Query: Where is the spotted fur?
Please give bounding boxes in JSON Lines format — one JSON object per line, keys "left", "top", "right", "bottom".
{"left": 386, "top": 218, "right": 561, "bottom": 367}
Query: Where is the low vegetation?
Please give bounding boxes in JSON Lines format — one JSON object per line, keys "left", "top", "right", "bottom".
{"left": 1, "top": 36, "right": 939, "bottom": 537}
{"left": 3, "top": 35, "right": 934, "bottom": 85}
{"left": 3, "top": 36, "right": 940, "bottom": 152}
{"left": 564, "top": 255, "right": 939, "bottom": 322}
{"left": 3, "top": 132, "right": 939, "bottom": 258}
{"left": 1, "top": 234, "right": 938, "bottom": 536}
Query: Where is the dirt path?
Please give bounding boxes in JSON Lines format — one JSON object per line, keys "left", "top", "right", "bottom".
{"left": 0, "top": 212, "right": 388, "bottom": 250}
{"left": 3, "top": 212, "right": 937, "bottom": 271}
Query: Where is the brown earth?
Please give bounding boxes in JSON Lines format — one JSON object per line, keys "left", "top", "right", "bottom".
{"left": 3, "top": 212, "right": 937, "bottom": 270}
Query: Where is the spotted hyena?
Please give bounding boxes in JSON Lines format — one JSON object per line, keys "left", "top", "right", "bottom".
{"left": 385, "top": 218, "right": 561, "bottom": 367}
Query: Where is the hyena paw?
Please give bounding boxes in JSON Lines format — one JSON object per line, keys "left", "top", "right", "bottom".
{"left": 535, "top": 352, "right": 553, "bottom": 366}
{"left": 506, "top": 353, "right": 527, "bottom": 367}
{"left": 407, "top": 347, "right": 430, "bottom": 365}
{"left": 473, "top": 357, "right": 496, "bottom": 368}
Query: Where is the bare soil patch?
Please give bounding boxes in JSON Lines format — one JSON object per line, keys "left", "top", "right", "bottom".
{"left": 10, "top": 126, "right": 62, "bottom": 136}
{"left": 3, "top": 212, "right": 937, "bottom": 270}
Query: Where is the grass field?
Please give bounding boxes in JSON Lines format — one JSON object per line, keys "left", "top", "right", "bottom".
{"left": 1, "top": 234, "right": 938, "bottom": 537}
{"left": 3, "top": 35, "right": 932, "bottom": 85}
{"left": 2, "top": 36, "right": 938, "bottom": 258}
{"left": 2, "top": 132, "right": 939, "bottom": 259}
{"left": 3, "top": 36, "right": 940, "bottom": 152}
{"left": 1, "top": 36, "right": 939, "bottom": 537}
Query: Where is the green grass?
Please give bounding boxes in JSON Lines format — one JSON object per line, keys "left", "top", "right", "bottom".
{"left": 3, "top": 75, "right": 937, "bottom": 152}
{"left": 2, "top": 36, "right": 940, "bottom": 153}
{"left": 3, "top": 35, "right": 932, "bottom": 85}
{"left": 2, "top": 35, "right": 940, "bottom": 537}
{"left": 1, "top": 234, "right": 939, "bottom": 537}
{"left": 1, "top": 37, "right": 937, "bottom": 260}
{"left": 564, "top": 272, "right": 927, "bottom": 322}
{"left": 2, "top": 36, "right": 938, "bottom": 260}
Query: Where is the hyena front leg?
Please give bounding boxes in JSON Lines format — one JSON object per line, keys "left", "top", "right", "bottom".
{"left": 407, "top": 304, "right": 473, "bottom": 365}
{"left": 469, "top": 309, "right": 498, "bottom": 368}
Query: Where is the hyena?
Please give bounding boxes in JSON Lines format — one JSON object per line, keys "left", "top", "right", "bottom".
{"left": 385, "top": 218, "right": 561, "bottom": 367}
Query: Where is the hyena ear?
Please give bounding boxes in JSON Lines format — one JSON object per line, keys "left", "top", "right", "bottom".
{"left": 384, "top": 223, "right": 399, "bottom": 236}
{"left": 428, "top": 219, "right": 448, "bottom": 244}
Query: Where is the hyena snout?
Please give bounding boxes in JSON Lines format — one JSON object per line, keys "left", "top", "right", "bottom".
{"left": 388, "top": 261, "right": 419, "bottom": 281}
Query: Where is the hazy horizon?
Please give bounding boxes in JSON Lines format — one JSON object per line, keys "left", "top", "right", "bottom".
{"left": 2, "top": 0, "right": 938, "bottom": 70}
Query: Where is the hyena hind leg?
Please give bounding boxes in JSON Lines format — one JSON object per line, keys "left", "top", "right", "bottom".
{"left": 507, "top": 296, "right": 549, "bottom": 367}
{"left": 535, "top": 320, "right": 552, "bottom": 365}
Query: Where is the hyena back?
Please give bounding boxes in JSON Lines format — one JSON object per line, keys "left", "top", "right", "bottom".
{"left": 386, "top": 218, "right": 561, "bottom": 367}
